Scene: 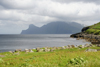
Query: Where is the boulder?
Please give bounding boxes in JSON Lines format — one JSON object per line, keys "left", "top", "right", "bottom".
{"left": 37, "top": 49, "right": 43, "bottom": 52}
{"left": 9, "top": 51, "right": 13, "bottom": 53}
{"left": 36, "top": 47, "right": 40, "bottom": 51}
{"left": 84, "top": 44, "right": 90, "bottom": 47}
{"left": 61, "top": 46, "right": 66, "bottom": 49}
{"left": 65, "top": 46, "right": 68, "bottom": 49}
{"left": 50, "top": 49, "right": 54, "bottom": 52}
{"left": 85, "top": 49, "right": 97, "bottom": 52}
{"left": 15, "top": 49, "right": 21, "bottom": 52}
{"left": 96, "top": 44, "right": 100, "bottom": 47}
{"left": 56, "top": 47, "right": 61, "bottom": 50}
{"left": 47, "top": 49, "right": 50, "bottom": 52}
{"left": 52, "top": 47, "right": 57, "bottom": 50}
{"left": 71, "top": 45, "right": 75, "bottom": 48}
{"left": 78, "top": 45, "right": 84, "bottom": 48}
{"left": 75, "top": 45, "right": 78, "bottom": 48}
{"left": 29, "top": 49, "right": 34, "bottom": 53}
{"left": 44, "top": 48, "right": 50, "bottom": 52}
{"left": 67, "top": 45, "right": 72, "bottom": 49}
{"left": 24, "top": 49, "right": 29, "bottom": 53}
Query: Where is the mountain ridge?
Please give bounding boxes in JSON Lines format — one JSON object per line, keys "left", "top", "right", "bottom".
{"left": 21, "top": 21, "right": 84, "bottom": 34}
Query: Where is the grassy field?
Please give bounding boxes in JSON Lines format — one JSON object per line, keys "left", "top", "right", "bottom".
{"left": 0, "top": 46, "right": 100, "bottom": 67}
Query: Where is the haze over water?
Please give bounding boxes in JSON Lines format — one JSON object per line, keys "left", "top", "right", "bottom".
{"left": 0, "top": 34, "right": 91, "bottom": 52}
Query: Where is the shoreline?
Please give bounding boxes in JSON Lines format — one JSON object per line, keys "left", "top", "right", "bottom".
{"left": 3, "top": 44, "right": 94, "bottom": 53}
{"left": 70, "top": 32, "right": 100, "bottom": 44}
{"left": 0, "top": 42, "right": 91, "bottom": 53}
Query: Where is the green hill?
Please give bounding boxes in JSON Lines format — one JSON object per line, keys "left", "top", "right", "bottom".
{"left": 84, "top": 22, "right": 100, "bottom": 35}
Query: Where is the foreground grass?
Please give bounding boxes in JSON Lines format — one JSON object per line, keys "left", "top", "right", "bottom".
{"left": 0, "top": 47, "right": 100, "bottom": 67}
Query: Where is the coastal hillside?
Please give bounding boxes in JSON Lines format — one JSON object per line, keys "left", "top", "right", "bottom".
{"left": 84, "top": 22, "right": 100, "bottom": 35}
{"left": 71, "top": 22, "right": 100, "bottom": 44}
{"left": 21, "top": 21, "right": 84, "bottom": 34}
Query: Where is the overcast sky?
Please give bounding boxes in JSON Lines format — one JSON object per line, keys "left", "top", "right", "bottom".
{"left": 0, "top": 0, "right": 100, "bottom": 34}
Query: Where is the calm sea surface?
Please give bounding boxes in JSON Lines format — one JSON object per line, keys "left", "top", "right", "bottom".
{"left": 0, "top": 34, "right": 91, "bottom": 52}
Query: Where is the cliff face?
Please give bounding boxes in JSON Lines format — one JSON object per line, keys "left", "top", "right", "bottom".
{"left": 70, "top": 22, "right": 100, "bottom": 44}
{"left": 21, "top": 21, "right": 84, "bottom": 34}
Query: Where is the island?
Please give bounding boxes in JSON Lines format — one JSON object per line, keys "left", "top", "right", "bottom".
{"left": 21, "top": 21, "right": 84, "bottom": 34}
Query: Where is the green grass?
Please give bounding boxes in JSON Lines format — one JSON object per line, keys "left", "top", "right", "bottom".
{"left": 0, "top": 46, "right": 100, "bottom": 67}
{"left": 85, "top": 22, "right": 100, "bottom": 35}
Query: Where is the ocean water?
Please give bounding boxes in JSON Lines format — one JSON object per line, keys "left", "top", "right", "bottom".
{"left": 0, "top": 34, "right": 91, "bottom": 52}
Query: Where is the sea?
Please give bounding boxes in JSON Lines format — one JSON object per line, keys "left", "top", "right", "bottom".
{"left": 0, "top": 34, "right": 91, "bottom": 52}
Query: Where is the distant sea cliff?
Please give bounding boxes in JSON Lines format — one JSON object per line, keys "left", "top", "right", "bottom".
{"left": 70, "top": 22, "right": 100, "bottom": 44}
{"left": 21, "top": 21, "right": 84, "bottom": 34}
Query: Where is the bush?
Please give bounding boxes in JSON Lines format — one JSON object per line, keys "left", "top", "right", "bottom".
{"left": 20, "top": 63, "right": 33, "bottom": 67}
{"left": 67, "top": 56, "right": 87, "bottom": 66}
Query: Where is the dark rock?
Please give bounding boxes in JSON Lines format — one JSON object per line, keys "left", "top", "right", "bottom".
{"left": 71, "top": 45, "right": 75, "bottom": 48}
{"left": 67, "top": 45, "right": 72, "bottom": 48}
{"left": 36, "top": 47, "right": 40, "bottom": 52}
{"left": 97, "top": 49, "right": 100, "bottom": 51}
{"left": 81, "top": 26, "right": 90, "bottom": 32}
{"left": 15, "top": 49, "right": 21, "bottom": 52}
{"left": 96, "top": 44, "right": 100, "bottom": 47}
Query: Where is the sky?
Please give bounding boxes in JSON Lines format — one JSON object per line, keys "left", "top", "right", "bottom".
{"left": 0, "top": 0, "right": 100, "bottom": 34}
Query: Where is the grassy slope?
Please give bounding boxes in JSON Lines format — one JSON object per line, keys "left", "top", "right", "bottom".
{"left": 0, "top": 47, "right": 100, "bottom": 67}
{"left": 85, "top": 22, "right": 100, "bottom": 35}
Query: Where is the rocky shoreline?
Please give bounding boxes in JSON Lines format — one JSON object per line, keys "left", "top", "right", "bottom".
{"left": 7, "top": 44, "right": 98, "bottom": 55}
{"left": 0, "top": 44, "right": 99, "bottom": 58}
{"left": 70, "top": 26, "right": 100, "bottom": 45}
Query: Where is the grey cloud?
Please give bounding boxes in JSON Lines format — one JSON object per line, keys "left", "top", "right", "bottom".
{"left": 0, "top": 0, "right": 36, "bottom": 9}
{"left": 0, "top": 0, "right": 100, "bottom": 34}
{"left": 53, "top": 0, "right": 100, "bottom": 4}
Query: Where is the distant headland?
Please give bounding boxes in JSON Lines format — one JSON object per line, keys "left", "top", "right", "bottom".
{"left": 21, "top": 21, "right": 84, "bottom": 34}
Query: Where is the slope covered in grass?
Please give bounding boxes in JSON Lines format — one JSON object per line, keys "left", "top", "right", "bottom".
{"left": 85, "top": 22, "right": 100, "bottom": 35}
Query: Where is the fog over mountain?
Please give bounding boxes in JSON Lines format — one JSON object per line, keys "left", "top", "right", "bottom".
{"left": 21, "top": 21, "right": 84, "bottom": 34}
